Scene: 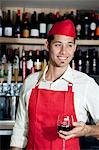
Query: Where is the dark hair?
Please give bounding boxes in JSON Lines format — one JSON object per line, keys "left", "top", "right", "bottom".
{"left": 47, "top": 35, "right": 54, "bottom": 46}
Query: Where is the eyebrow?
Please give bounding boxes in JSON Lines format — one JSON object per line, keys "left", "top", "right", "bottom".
{"left": 52, "top": 41, "right": 74, "bottom": 44}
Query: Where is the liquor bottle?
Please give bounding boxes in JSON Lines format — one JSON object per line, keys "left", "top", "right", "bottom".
{"left": 30, "top": 11, "right": 39, "bottom": 38}
{"left": 0, "top": 9, "right": 3, "bottom": 37}
{"left": 4, "top": 10, "right": 13, "bottom": 37}
{"left": 89, "top": 11, "right": 96, "bottom": 39}
{"left": 27, "top": 50, "right": 34, "bottom": 76}
{"left": 34, "top": 49, "right": 42, "bottom": 72}
{"left": 38, "top": 12, "right": 47, "bottom": 38}
{"left": 22, "top": 12, "right": 30, "bottom": 38}
{"left": 82, "top": 13, "right": 90, "bottom": 39}
{"left": 14, "top": 9, "right": 22, "bottom": 38}
{"left": 75, "top": 10, "right": 82, "bottom": 39}
{"left": 96, "top": 14, "right": 99, "bottom": 40}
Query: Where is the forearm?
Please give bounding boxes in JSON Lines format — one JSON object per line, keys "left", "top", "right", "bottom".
{"left": 85, "top": 124, "right": 99, "bottom": 139}
{"left": 10, "top": 147, "right": 22, "bottom": 150}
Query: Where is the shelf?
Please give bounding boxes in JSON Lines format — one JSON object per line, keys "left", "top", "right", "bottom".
{"left": 0, "top": 120, "right": 15, "bottom": 130}
{"left": 1, "top": 0, "right": 99, "bottom": 9}
{"left": 0, "top": 37, "right": 46, "bottom": 45}
{"left": 0, "top": 37, "right": 99, "bottom": 46}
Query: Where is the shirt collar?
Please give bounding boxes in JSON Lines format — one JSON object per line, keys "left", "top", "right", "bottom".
{"left": 42, "top": 65, "right": 74, "bottom": 84}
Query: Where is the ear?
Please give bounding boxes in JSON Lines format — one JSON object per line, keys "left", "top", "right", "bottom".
{"left": 44, "top": 40, "right": 49, "bottom": 52}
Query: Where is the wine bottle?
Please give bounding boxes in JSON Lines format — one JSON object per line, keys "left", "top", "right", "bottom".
{"left": 0, "top": 9, "right": 3, "bottom": 37}
{"left": 4, "top": 10, "right": 13, "bottom": 37}
{"left": 22, "top": 47, "right": 27, "bottom": 81}
{"left": 82, "top": 13, "right": 90, "bottom": 39}
{"left": 89, "top": 11, "right": 96, "bottom": 39}
{"left": 38, "top": 12, "right": 47, "bottom": 38}
{"left": 30, "top": 11, "right": 39, "bottom": 38}
{"left": 27, "top": 50, "right": 34, "bottom": 76}
{"left": 42, "top": 49, "right": 48, "bottom": 71}
{"left": 34, "top": 49, "right": 42, "bottom": 72}
{"left": 75, "top": 10, "right": 82, "bottom": 39}
{"left": 46, "top": 13, "right": 54, "bottom": 35}
{"left": 14, "top": 9, "right": 22, "bottom": 38}
{"left": 22, "top": 12, "right": 30, "bottom": 38}
{"left": 96, "top": 14, "right": 99, "bottom": 40}
{"left": 13, "top": 48, "right": 19, "bottom": 83}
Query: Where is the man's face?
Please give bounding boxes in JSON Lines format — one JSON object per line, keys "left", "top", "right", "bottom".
{"left": 48, "top": 35, "right": 76, "bottom": 68}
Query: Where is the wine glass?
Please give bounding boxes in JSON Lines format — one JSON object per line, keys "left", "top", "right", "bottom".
{"left": 57, "top": 114, "right": 74, "bottom": 132}
{"left": 57, "top": 114, "right": 74, "bottom": 150}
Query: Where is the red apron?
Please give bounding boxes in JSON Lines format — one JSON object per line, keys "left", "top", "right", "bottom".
{"left": 26, "top": 82, "right": 80, "bottom": 150}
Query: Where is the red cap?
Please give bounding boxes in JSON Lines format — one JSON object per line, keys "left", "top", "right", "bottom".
{"left": 48, "top": 19, "right": 76, "bottom": 38}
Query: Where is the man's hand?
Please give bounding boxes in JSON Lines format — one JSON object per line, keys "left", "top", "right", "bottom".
{"left": 58, "top": 121, "right": 89, "bottom": 140}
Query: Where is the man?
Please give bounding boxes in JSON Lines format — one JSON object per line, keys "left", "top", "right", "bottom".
{"left": 10, "top": 19, "right": 99, "bottom": 150}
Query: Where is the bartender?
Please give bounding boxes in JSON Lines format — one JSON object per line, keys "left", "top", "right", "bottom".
{"left": 10, "top": 19, "right": 99, "bottom": 150}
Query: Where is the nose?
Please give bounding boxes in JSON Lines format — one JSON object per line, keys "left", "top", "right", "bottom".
{"left": 60, "top": 44, "right": 68, "bottom": 55}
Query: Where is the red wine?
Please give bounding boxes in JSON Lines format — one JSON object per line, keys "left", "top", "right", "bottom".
{"left": 58, "top": 125, "right": 73, "bottom": 131}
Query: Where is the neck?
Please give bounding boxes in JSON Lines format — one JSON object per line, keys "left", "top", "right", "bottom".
{"left": 45, "top": 65, "right": 68, "bottom": 82}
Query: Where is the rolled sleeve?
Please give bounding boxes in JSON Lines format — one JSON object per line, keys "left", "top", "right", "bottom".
{"left": 10, "top": 82, "right": 28, "bottom": 148}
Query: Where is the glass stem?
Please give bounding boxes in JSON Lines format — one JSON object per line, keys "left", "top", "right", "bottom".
{"left": 62, "top": 139, "right": 66, "bottom": 150}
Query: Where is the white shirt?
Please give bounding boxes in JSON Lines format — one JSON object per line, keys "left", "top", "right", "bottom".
{"left": 10, "top": 65, "right": 99, "bottom": 148}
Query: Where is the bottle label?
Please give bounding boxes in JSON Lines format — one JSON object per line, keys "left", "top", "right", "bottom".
{"left": 96, "top": 27, "right": 99, "bottom": 36}
{"left": 4, "top": 27, "right": 12, "bottom": 36}
{"left": 27, "top": 59, "right": 33, "bottom": 70}
{"left": 40, "top": 23, "right": 46, "bottom": 33}
{"left": 90, "top": 22, "right": 96, "bottom": 30}
{"left": 23, "top": 29, "right": 29, "bottom": 38}
{"left": 47, "top": 24, "right": 53, "bottom": 34}
{"left": 0, "top": 27, "right": 3, "bottom": 36}
{"left": 30, "top": 29, "right": 39, "bottom": 37}
{"left": 34, "top": 59, "right": 42, "bottom": 70}
{"left": 76, "top": 24, "right": 81, "bottom": 32}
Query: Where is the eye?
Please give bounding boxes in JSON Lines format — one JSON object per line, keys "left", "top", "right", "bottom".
{"left": 54, "top": 43, "right": 62, "bottom": 47}
{"left": 68, "top": 44, "right": 74, "bottom": 48}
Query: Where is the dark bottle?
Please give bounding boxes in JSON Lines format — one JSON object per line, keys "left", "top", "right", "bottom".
{"left": 75, "top": 10, "right": 82, "bottom": 39}
{"left": 13, "top": 48, "right": 19, "bottom": 83}
{"left": 34, "top": 49, "right": 42, "bottom": 72}
{"left": 90, "top": 48, "right": 98, "bottom": 75}
{"left": 14, "top": 9, "right": 22, "bottom": 38}
{"left": 89, "top": 11, "right": 96, "bottom": 40}
{"left": 42, "top": 49, "right": 48, "bottom": 71}
{"left": 82, "top": 13, "right": 90, "bottom": 39}
{"left": 38, "top": 12, "right": 47, "bottom": 38}
{"left": 68, "top": 11, "right": 75, "bottom": 23}
{"left": 30, "top": 11, "right": 39, "bottom": 38}
{"left": 84, "top": 50, "right": 90, "bottom": 74}
{"left": 26, "top": 50, "right": 34, "bottom": 76}
{"left": 22, "top": 12, "right": 30, "bottom": 38}
{"left": 4, "top": 10, "right": 13, "bottom": 37}
{"left": 46, "top": 13, "right": 54, "bottom": 35}
{"left": 54, "top": 11, "right": 61, "bottom": 23}
{"left": 0, "top": 9, "right": 3, "bottom": 37}
{"left": 76, "top": 49, "right": 83, "bottom": 72}
{"left": 22, "top": 47, "right": 27, "bottom": 81}
{"left": 96, "top": 14, "right": 99, "bottom": 40}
